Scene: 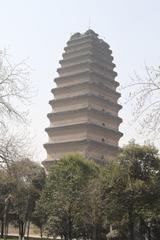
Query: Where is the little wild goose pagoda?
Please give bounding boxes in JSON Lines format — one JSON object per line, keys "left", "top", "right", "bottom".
{"left": 43, "top": 29, "right": 123, "bottom": 169}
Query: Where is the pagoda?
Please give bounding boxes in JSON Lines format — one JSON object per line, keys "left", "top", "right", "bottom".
{"left": 43, "top": 29, "right": 123, "bottom": 169}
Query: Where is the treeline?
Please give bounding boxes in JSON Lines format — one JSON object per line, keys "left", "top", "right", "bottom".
{"left": 36, "top": 143, "right": 160, "bottom": 240}
{"left": 1, "top": 141, "right": 160, "bottom": 240}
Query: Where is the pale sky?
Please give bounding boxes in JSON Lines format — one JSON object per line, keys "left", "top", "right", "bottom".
{"left": 0, "top": 0, "right": 160, "bottom": 162}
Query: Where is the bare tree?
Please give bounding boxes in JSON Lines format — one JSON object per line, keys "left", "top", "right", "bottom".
{"left": 123, "top": 64, "right": 160, "bottom": 138}
{"left": 0, "top": 49, "right": 32, "bottom": 128}
{"left": 0, "top": 131, "right": 32, "bottom": 174}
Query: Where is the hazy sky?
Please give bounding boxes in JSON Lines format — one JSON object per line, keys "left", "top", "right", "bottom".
{"left": 0, "top": 0, "right": 160, "bottom": 162}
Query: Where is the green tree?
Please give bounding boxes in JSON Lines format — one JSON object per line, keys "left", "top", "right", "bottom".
{"left": 11, "top": 159, "right": 45, "bottom": 240}
{"left": 0, "top": 169, "right": 14, "bottom": 238}
{"left": 105, "top": 142, "right": 160, "bottom": 240}
{"left": 37, "top": 154, "right": 99, "bottom": 240}
{"left": 79, "top": 169, "right": 110, "bottom": 240}
{"left": 0, "top": 158, "right": 45, "bottom": 240}
{"left": 32, "top": 200, "right": 47, "bottom": 238}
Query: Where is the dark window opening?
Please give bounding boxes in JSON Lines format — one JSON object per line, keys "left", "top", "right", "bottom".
{"left": 101, "top": 155, "right": 104, "bottom": 160}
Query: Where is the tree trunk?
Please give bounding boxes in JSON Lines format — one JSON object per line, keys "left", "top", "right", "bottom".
{"left": 139, "top": 218, "right": 145, "bottom": 240}
{"left": 68, "top": 216, "right": 72, "bottom": 240}
{"left": 19, "top": 196, "right": 30, "bottom": 240}
{"left": 40, "top": 226, "right": 43, "bottom": 238}
{"left": 6, "top": 222, "right": 9, "bottom": 236}
{"left": 93, "top": 224, "right": 97, "bottom": 240}
{"left": 64, "top": 235, "right": 68, "bottom": 240}
{"left": 19, "top": 221, "right": 25, "bottom": 240}
{"left": 18, "top": 222, "right": 21, "bottom": 240}
{"left": 24, "top": 221, "right": 27, "bottom": 237}
{"left": 4, "top": 196, "right": 12, "bottom": 240}
{"left": 1, "top": 220, "right": 4, "bottom": 238}
{"left": 4, "top": 202, "right": 8, "bottom": 240}
{"left": 147, "top": 226, "right": 151, "bottom": 240}
{"left": 128, "top": 210, "right": 134, "bottom": 240}
{"left": 27, "top": 221, "right": 30, "bottom": 239}
{"left": 98, "top": 223, "right": 102, "bottom": 240}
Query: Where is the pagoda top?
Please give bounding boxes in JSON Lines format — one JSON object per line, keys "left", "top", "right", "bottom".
{"left": 85, "top": 29, "right": 98, "bottom": 37}
{"left": 70, "top": 29, "right": 109, "bottom": 48}
{"left": 70, "top": 29, "right": 98, "bottom": 39}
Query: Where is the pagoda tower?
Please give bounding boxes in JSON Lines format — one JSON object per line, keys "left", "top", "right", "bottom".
{"left": 43, "top": 29, "right": 123, "bottom": 169}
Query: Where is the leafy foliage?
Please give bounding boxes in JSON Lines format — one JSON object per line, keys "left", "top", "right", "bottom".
{"left": 37, "top": 154, "right": 101, "bottom": 240}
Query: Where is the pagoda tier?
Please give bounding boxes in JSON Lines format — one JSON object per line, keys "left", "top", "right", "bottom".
{"left": 51, "top": 82, "right": 120, "bottom": 103}
{"left": 44, "top": 140, "right": 119, "bottom": 166}
{"left": 47, "top": 108, "right": 122, "bottom": 128}
{"left": 43, "top": 29, "right": 123, "bottom": 169}
{"left": 49, "top": 95, "right": 122, "bottom": 116}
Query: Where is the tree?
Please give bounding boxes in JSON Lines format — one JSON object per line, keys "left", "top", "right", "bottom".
{"left": 0, "top": 133, "right": 29, "bottom": 239}
{"left": 82, "top": 174, "right": 109, "bottom": 240}
{"left": 37, "top": 154, "right": 100, "bottom": 240}
{"left": 0, "top": 131, "right": 33, "bottom": 173}
{"left": 0, "top": 49, "right": 43, "bottom": 240}
{"left": 124, "top": 65, "right": 160, "bottom": 138}
{"left": 0, "top": 152, "right": 45, "bottom": 240}
{"left": 0, "top": 169, "right": 14, "bottom": 238}
{"left": 32, "top": 201, "right": 47, "bottom": 238}
{"left": 0, "top": 49, "right": 32, "bottom": 129}
{"left": 10, "top": 159, "right": 45, "bottom": 240}
{"left": 105, "top": 142, "right": 160, "bottom": 240}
